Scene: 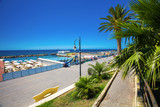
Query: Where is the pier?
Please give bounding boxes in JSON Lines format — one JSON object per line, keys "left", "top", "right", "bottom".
{"left": 0, "top": 54, "right": 49, "bottom": 59}
{"left": 0, "top": 53, "right": 60, "bottom": 59}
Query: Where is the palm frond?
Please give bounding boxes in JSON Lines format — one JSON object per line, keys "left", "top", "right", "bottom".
{"left": 129, "top": 0, "right": 160, "bottom": 29}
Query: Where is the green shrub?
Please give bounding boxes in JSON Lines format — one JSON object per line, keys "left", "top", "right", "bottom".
{"left": 91, "top": 74, "right": 102, "bottom": 83}
{"left": 87, "top": 68, "right": 93, "bottom": 75}
{"left": 89, "top": 62, "right": 107, "bottom": 78}
{"left": 101, "top": 73, "right": 111, "bottom": 79}
{"left": 72, "top": 76, "right": 100, "bottom": 99}
{"left": 88, "top": 61, "right": 111, "bottom": 82}
{"left": 91, "top": 78, "right": 100, "bottom": 83}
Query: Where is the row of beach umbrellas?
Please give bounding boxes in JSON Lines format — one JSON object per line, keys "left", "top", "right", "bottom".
{"left": 4, "top": 59, "right": 42, "bottom": 73}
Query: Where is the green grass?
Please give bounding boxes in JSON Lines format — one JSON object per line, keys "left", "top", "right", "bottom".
{"left": 37, "top": 72, "right": 114, "bottom": 107}
{"left": 37, "top": 80, "right": 108, "bottom": 107}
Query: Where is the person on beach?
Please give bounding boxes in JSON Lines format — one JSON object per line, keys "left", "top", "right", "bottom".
{"left": 94, "top": 56, "right": 97, "bottom": 60}
{"left": 81, "top": 58, "right": 84, "bottom": 63}
{"left": 91, "top": 57, "right": 94, "bottom": 61}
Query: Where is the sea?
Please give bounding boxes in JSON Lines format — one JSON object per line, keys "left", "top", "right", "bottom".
{"left": 0, "top": 49, "right": 116, "bottom": 62}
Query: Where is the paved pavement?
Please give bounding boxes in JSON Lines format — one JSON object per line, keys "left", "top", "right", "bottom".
{"left": 100, "top": 71, "right": 135, "bottom": 107}
{"left": 0, "top": 56, "right": 113, "bottom": 107}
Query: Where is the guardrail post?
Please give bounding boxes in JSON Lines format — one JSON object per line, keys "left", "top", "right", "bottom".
{"left": 139, "top": 72, "right": 158, "bottom": 107}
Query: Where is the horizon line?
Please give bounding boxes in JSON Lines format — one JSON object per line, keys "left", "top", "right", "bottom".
{"left": 0, "top": 48, "right": 117, "bottom": 51}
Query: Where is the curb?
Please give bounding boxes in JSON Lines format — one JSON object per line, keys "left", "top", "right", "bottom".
{"left": 136, "top": 75, "right": 145, "bottom": 107}
{"left": 92, "top": 71, "right": 118, "bottom": 107}
{"left": 28, "top": 84, "right": 75, "bottom": 107}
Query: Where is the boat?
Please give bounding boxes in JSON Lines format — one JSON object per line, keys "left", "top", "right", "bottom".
{"left": 57, "top": 51, "right": 70, "bottom": 57}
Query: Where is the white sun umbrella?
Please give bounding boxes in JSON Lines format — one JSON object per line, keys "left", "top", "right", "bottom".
{"left": 32, "top": 60, "right": 36, "bottom": 62}
{"left": 5, "top": 66, "right": 12, "bottom": 69}
{"left": 5, "top": 63, "right": 10, "bottom": 66}
{"left": 14, "top": 63, "right": 20, "bottom": 65}
{"left": 17, "top": 65, "right": 22, "bottom": 68}
{"left": 21, "top": 62, "right": 26, "bottom": 64}
{"left": 18, "top": 60, "right": 22, "bottom": 63}
{"left": 30, "top": 60, "right": 36, "bottom": 62}
{"left": 35, "top": 63, "right": 40, "bottom": 67}
{"left": 13, "top": 60, "right": 18, "bottom": 63}
{"left": 38, "top": 61, "right": 42, "bottom": 65}
{"left": 11, "top": 60, "right": 14, "bottom": 63}
{"left": 28, "top": 61, "right": 33, "bottom": 64}
{"left": 26, "top": 64, "right": 33, "bottom": 67}
{"left": 26, "top": 61, "right": 31, "bottom": 64}
{"left": 5, "top": 61, "right": 9, "bottom": 63}
{"left": 24, "top": 60, "right": 28, "bottom": 62}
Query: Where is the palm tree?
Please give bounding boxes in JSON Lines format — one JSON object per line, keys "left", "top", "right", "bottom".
{"left": 129, "top": 0, "right": 160, "bottom": 30}
{"left": 98, "top": 4, "right": 131, "bottom": 55}
{"left": 108, "top": 0, "right": 160, "bottom": 88}
{"left": 89, "top": 61, "right": 107, "bottom": 77}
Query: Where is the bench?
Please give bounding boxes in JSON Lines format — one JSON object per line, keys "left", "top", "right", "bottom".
{"left": 33, "top": 86, "right": 59, "bottom": 102}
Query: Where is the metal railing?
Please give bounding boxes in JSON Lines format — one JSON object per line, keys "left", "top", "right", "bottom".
{"left": 139, "top": 74, "right": 159, "bottom": 107}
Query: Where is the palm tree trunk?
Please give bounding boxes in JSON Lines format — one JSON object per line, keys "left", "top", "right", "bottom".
{"left": 117, "top": 38, "right": 121, "bottom": 55}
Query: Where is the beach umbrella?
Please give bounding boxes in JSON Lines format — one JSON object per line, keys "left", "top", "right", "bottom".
{"left": 5, "top": 63, "right": 10, "bottom": 66}
{"left": 29, "top": 61, "right": 33, "bottom": 64}
{"left": 5, "top": 61, "right": 9, "bottom": 63}
{"left": 26, "top": 64, "right": 33, "bottom": 67}
{"left": 14, "top": 63, "right": 20, "bottom": 65}
{"left": 22, "top": 62, "right": 26, "bottom": 64}
{"left": 36, "top": 63, "right": 40, "bottom": 66}
{"left": 13, "top": 60, "right": 18, "bottom": 63}
{"left": 5, "top": 66, "right": 12, "bottom": 69}
{"left": 32, "top": 60, "right": 36, "bottom": 62}
{"left": 17, "top": 65, "right": 22, "bottom": 68}
{"left": 30, "top": 59, "right": 34, "bottom": 62}
{"left": 19, "top": 60, "right": 22, "bottom": 62}
{"left": 24, "top": 60, "right": 28, "bottom": 62}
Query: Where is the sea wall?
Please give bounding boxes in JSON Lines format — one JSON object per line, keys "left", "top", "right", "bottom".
{"left": 0, "top": 54, "right": 49, "bottom": 59}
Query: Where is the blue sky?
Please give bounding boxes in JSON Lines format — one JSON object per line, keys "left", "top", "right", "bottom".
{"left": 0, "top": 0, "right": 129, "bottom": 50}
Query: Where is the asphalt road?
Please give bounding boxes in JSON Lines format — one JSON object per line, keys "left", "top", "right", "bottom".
{"left": 0, "top": 56, "right": 113, "bottom": 107}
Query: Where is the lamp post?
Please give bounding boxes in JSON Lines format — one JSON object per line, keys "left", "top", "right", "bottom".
{"left": 73, "top": 36, "right": 81, "bottom": 77}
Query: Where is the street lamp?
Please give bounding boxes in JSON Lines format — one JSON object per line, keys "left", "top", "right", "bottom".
{"left": 74, "top": 36, "right": 81, "bottom": 77}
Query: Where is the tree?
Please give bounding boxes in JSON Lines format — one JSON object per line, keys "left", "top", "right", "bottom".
{"left": 98, "top": 4, "right": 131, "bottom": 55}
{"left": 108, "top": 0, "right": 160, "bottom": 88}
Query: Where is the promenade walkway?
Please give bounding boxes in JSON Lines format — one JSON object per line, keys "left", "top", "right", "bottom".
{"left": 100, "top": 71, "right": 135, "bottom": 107}
{"left": 0, "top": 56, "right": 113, "bottom": 107}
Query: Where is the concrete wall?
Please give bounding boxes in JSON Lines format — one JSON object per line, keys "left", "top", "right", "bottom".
{"left": 0, "top": 59, "right": 4, "bottom": 81}
{"left": 2, "top": 63, "right": 63, "bottom": 81}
